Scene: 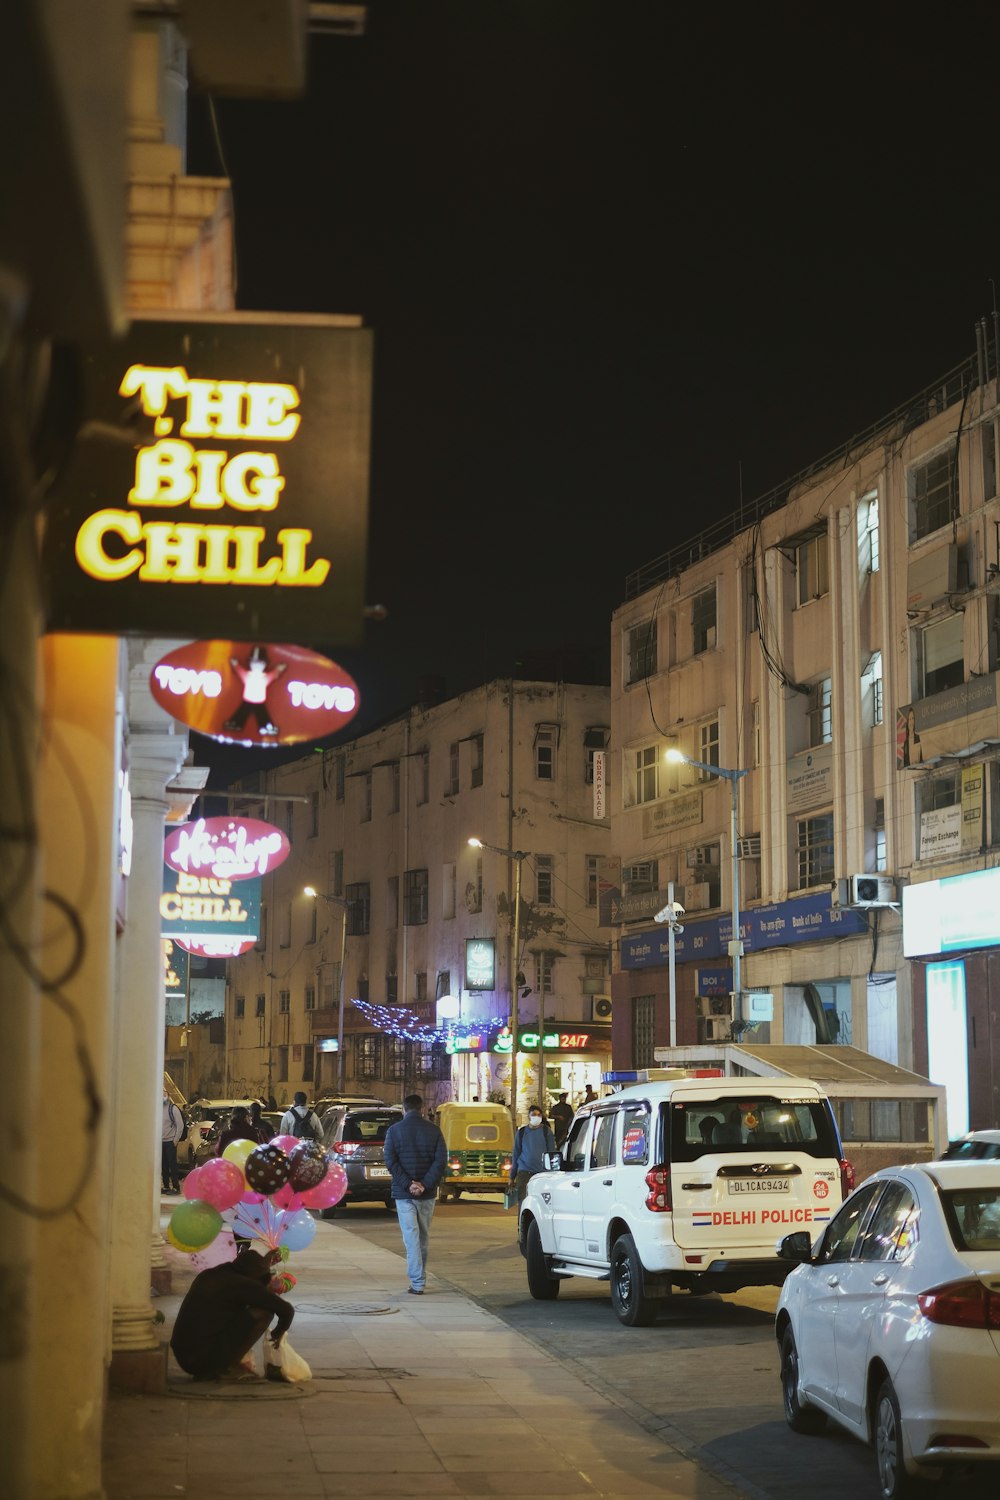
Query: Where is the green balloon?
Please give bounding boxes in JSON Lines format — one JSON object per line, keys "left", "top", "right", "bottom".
{"left": 169, "top": 1198, "right": 223, "bottom": 1251}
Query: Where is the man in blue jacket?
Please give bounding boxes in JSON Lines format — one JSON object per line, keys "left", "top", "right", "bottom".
{"left": 383, "top": 1094, "right": 447, "bottom": 1294}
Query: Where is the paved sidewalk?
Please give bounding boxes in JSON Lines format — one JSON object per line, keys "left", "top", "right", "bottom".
{"left": 102, "top": 1206, "right": 741, "bottom": 1500}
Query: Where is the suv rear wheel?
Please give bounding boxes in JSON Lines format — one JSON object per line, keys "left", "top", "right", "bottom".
{"left": 525, "top": 1220, "right": 560, "bottom": 1300}
{"left": 610, "top": 1232, "right": 656, "bottom": 1326}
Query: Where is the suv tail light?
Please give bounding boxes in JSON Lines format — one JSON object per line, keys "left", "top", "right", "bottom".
{"left": 644, "top": 1164, "right": 671, "bottom": 1212}
{"left": 918, "top": 1279, "right": 1000, "bottom": 1330}
{"left": 332, "top": 1141, "right": 359, "bottom": 1158}
{"left": 839, "top": 1158, "right": 855, "bottom": 1197}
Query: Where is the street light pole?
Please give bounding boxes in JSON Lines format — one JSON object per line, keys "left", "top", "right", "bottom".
{"left": 469, "top": 838, "right": 526, "bottom": 1128}
{"left": 665, "top": 751, "right": 749, "bottom": 1028}
{"left": 304, "top": 887, "right": 348, "bottom": 1094}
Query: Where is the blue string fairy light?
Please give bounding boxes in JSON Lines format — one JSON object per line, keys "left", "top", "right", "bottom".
{"left": 349, "top": 998, "right": 503, "bottom": 1047}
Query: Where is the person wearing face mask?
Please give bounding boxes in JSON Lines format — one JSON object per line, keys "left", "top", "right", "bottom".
{"left": 510, "top": 1105, "right": 557, "bottom": 1204}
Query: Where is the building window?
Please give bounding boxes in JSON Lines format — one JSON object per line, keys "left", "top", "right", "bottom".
{"left": 278, "top": 902, "right": 291, "bottom": 947}
{"left": 386, "top": 875, "right": 399, "bottom": 929}
{"left": 862, "top": 651, "right": 883, "bottom": 727}
{"left": 357, "top": 976, "right": 370, "bottom": 1003}
{"left": 346, "top": 881, "right": 370, "bottom": 936}
{"left": 585, "top": 854, "right": 600, "bottom": 907}
{"left": 808, "top": 677, "right": 832, "bottom": 746}
{"left": 414, "top": 1041, "right": 450, "bottom": 1080}
{"left": 307, "top": 790, "right": 319, "bottom": 838}
{"left": 796, "top": 811, "right": 835, "bottom": 889}
{"left": 686, "top": 841, "right": 721, "bottom": 908}
{"left": 389, "top": 762, "right": 400, "bottom": 814}
{"left": 276, "top": 1045, "right": 288, "bottom": 1080}
{"left": 626, "top": 620, "right": 657, "bottom": 684}
{"left": 632, "top": 994, "right": 656, "bottom": 1070}
{"left": 330, "top": 848, "right": 344, "bottom": 898}
{"left": 692, "top": 586, "right": 717, "bottom": 653}
{"left": 278, "top": 989, "right": 290, "bottom": 1014}
{"left": 874, "top": 798, "right": 887, "bottom": 873}
{"left": 534, "top": 952, "right": 554, "bottom": 995}
{"left": 305, "top": 984, "right": 316, "bottom": 1012}
{"left": 797, "top": 532, "right": 829, "bottom": 605}
{"left": 385, "top": 1037, "right": 407, "bottom": 1079}
{"left": 357, "top": 1035, "right": 380, "bottom": 1079}
{"left": 446, "top": 742, "right": 459, "bottom": 796}
{"left": 918, "top": 772, "right": 961, "bottom": 814}
{"left": 535, "top": 723, "right": 559, "bottom": 780}
{"left": 334, "top": 754, "right": 345, "bottom": 801}
{"left": 983, "top": 421, "right": 997, "bottom": 501}
{"left": 255, "top": 993, "right": 266, "bottom": 1017}
{"left": 698, "top": 719, "right": 720, "bottom": 775}
{"left": 743, "top": 560, "right": 759, "bottom": 635}
{"left": 917, "top": 612, "right": 964, "bottom": 698}
{"left": 302, "top": 1045, "right": 314, "bottom": 1082}
{"left": 415, "top": 971, "right": 427, "bottom": 1002}
{"left": 864, "top": 494, "right": 880, "bottom": 573}
{"left": 417, "top": 749, "right": 429, "bottom": 805}
{"left": 256, "top": 904, "right": 268, "bottom": 952}
{"left": 633, "top": 745, "right": 659, "bottom": 804}
{"left": 386, "top": 971, "right": 398, "bottom": 1005}
{"left": 752, "top": 698, "right": 761, "bottom": 767}
{"left": 623, "top": 860, "right": 655, "bottom": 895}
{"left": 910, "top": 450, "right": 957, "bottom": 541}
{"left": 306, "top": 900, "right": 317, "bottom": 943}
{"left": 235, "top": 993, "right": 245, "bottom": 1019}
{"left": 403, "top": 868, "right": 429, "bottom": 926}
{"left": 361, "top": 771, "right": 372, "bottom": 822}
{"left": 470, "top": 733, "right": 484, "bottom": 787}
{"left": 535, "top": 855, "right": 554, "bottom": 905}
{"left": 584, "top": 726, "right": 609, "bottom": 784}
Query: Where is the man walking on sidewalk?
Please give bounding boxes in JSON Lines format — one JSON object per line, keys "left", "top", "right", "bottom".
{"left": 383, "top": 1094, "right": 446, "bottom": 1295}
{"left": 161, "top": 1093, "right": 185, "bottom": 1194}
{"left": 510, "top": 1104, "right": 557, "bottom": 1204}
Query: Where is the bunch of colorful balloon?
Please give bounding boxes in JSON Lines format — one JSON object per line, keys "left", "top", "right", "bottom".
{"left": 166, "top": 1136, "right": 347, "bottom": 1270}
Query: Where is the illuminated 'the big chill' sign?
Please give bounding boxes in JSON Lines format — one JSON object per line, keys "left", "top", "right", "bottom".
{"left": 43, "top": 318, "right": 372, "bottom": 648}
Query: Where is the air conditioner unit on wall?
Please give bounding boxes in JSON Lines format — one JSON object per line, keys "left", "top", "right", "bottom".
{"left": 695, "top": 996, "right": 734, "bottom": 1018}
{"left": 591, "top": 996, "right": 613, "bottom": 1022}
{"left": 698, "top": 1016, "right": 732, "bottom": 1042}
{"left": 839, "top": 874, "right": 897, "bottom": 907}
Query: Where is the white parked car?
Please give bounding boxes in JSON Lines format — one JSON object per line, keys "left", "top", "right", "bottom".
{"left": 775, "top": 1160, "right": 1000, "bottom": 1499}
{"left": 518, "top": 1068, "right": 852, "bottom": 1326}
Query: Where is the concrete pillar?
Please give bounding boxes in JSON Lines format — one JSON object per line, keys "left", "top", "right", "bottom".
{"left": 0, "top": 507, "right": 42, "bottom": 1500}
{"left": 108, "top": 729, "right": 188, "bottom": 1386}
{"left": 29, "top": 634, "right": 120, "bottom": 1500}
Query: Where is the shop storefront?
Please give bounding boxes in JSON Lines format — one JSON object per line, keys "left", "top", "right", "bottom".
{"left": 447, "top": 1020, "right": 612, "bottom": 1113}
{"left": 904, "top": 867, "right": 1000, "bottom": 1136}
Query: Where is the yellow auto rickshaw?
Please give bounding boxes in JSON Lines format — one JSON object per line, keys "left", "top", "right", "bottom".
{"left": 436, "top": 1102, "right": 514, "bottom": 1201}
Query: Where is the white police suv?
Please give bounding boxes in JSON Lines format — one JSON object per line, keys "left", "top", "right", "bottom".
{"left": 518, "top": 1068, "right": 853, "bottom": 1326}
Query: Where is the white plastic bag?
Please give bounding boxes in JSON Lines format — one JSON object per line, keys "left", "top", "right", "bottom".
{"left": 264, "top": 1332, "right": 311, "bottom": 1383}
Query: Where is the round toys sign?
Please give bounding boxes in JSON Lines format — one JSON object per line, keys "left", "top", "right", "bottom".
{"left": 164, "top": 816, "right": 290, "bottom": 882}
{"left": 150, "top": 639, "right": 361, "bottom": 747}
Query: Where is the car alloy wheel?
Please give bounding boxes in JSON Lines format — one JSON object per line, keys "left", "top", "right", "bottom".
{"left": 875, "top": 1378, "right": 913, "bottom": 1500}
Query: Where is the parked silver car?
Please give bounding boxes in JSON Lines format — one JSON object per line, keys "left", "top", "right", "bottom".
{"left": 320, "top": 1105, "right": 402, "bottom": 1212}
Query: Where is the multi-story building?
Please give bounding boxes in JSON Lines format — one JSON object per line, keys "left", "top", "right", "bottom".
{"left": 224, "top": 678, "right": 612, "bottom": 1116}
{"left": 610, "top": 339, "right": 1000, "bottom": 1137}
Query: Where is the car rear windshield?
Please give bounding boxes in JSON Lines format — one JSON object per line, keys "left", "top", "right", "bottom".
{"left": 668, "top": 1095, "right": 841, "bottom": 1163}
{"left": 942, "top": 1188, "right": 1000, "bottom": 1251}
{"left": 341, "top": 1111, "right": 400, "bottom": 1144}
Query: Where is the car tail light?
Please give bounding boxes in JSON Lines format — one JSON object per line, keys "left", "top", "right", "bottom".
{"left": 644, "top": 1164, "right": 671, "bottom": 1212}
{"left": 449, "top": 1157, "right": 462, "bottom": 1173}
{"left": 332, "top": 1141, "right": 359, "bottom": 1158}
{"left": 839, "top": 1158, "right": 855, "bottom": 1197}
{"left": 918, "top": 1279, "right": 1000, "bottom": 1330}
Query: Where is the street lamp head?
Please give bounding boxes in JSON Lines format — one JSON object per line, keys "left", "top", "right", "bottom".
{"left": 303, "top": 886, "right": 319, "bottom": 898}
{"left": 467, "top": 837, "right": 484, "bottom": 849}
{"left": 665, "top": 748, "right": 686, "bottom": 765}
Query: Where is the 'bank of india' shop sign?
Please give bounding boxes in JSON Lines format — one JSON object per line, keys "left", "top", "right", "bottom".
{"left": 42, "top": 317, "right": 372, "bottom": 647}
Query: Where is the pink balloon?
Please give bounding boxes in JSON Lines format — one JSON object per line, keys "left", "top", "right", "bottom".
{"left": 240, "top": 1188, "right": 266, "bottom": 1204}
{"left": 300, "top": 1162, "right": 348, "bottom": 1210}
{"left": 196, "top": 1158, "right": 245, "bottom": 1211}
{"left": 189, "top": 1227, "right": 238, "bottom": 1271}
{"left": 183, "top": 1167, "right": 204, "bottom": 1200}
{"left": 271, "top": 1135, "right": 298, "bottom": 1154}
{"left": 271, "top": 1181, "right": 304, "bottom": 1211}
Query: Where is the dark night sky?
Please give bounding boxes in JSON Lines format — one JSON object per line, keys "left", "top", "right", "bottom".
{"left": 188, "top": 0, "right": 1000, "bottom": 769}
